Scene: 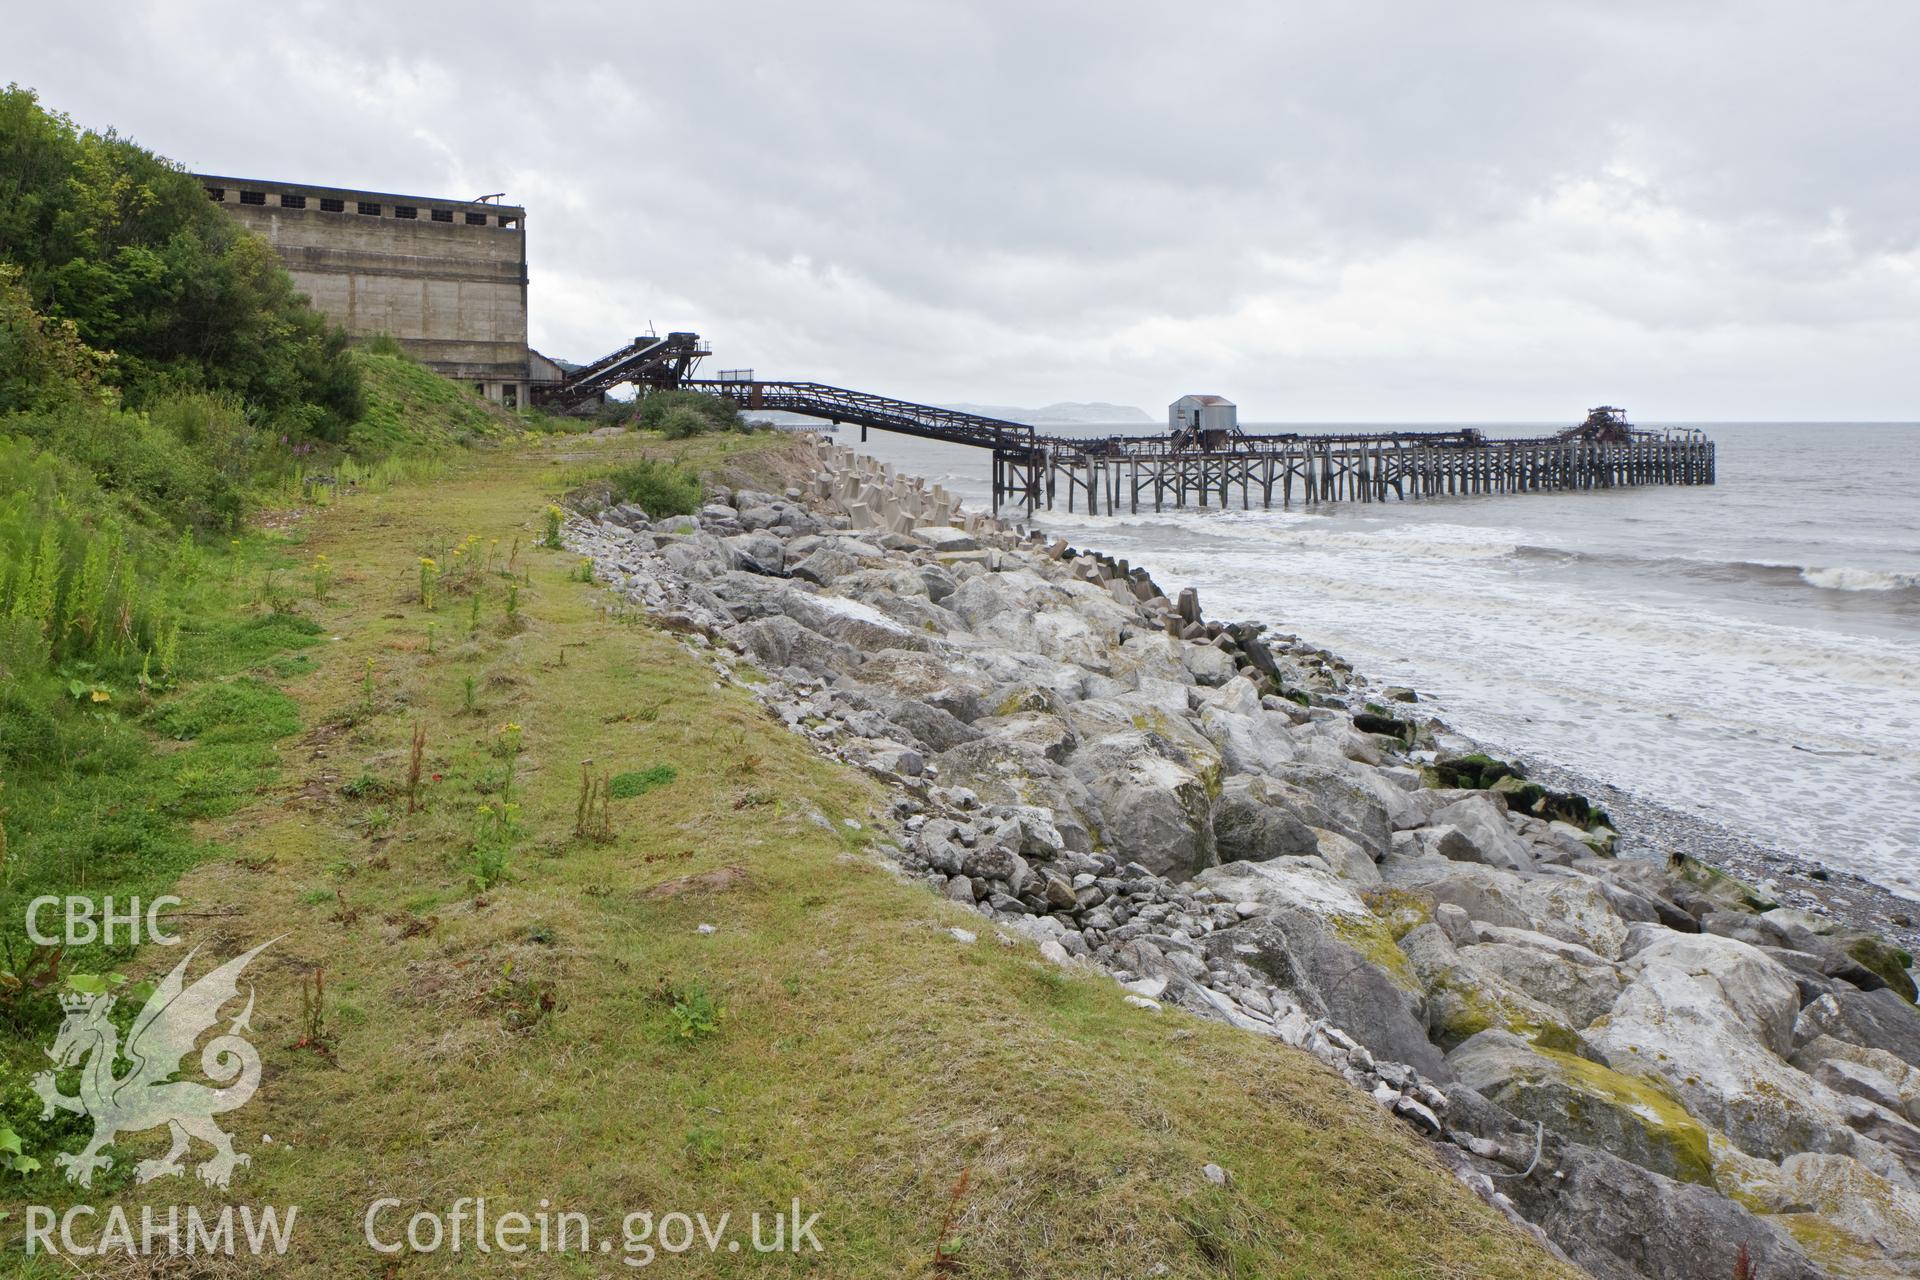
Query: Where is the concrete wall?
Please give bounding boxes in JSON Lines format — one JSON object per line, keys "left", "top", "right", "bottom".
{"left": 196, "top": 175, "right": 532, "bottom": 404}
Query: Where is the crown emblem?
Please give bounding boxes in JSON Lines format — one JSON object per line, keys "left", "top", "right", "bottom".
{"left": 60, "top": 991, "right": 101, "bottom": 1012}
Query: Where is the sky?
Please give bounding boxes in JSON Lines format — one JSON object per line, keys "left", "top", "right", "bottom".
{"left": 7, "top": 0, "right": 1917, "bottom": 421}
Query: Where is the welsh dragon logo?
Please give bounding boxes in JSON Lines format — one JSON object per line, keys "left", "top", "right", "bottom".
{"left": 32, "top": 939, "right": 276, "bottom": 1190}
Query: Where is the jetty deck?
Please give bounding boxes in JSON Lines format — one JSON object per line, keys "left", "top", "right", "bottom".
{"left": 534, "top": 339, "right": 1715, "bottom": 516}
{"left": 683, "top": 378, "right": 1715, "bottom": 516}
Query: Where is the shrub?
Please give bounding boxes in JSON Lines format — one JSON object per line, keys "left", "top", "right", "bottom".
{"left": 656, "top": 405, "right": 713, "bottom": 440}
{"left": 0, "top": 87, "right": 363, "bottom": 439}
{"left": 636, "top": 389, "right": 742, "bottom": 436}
{"left": 606, "top": 460, "right": 702, "bottom": 518}
{"left": 7, "top": 402, "right": 244, "bottom": 531}
{"left": 0, "top": 440, "right": 174, "bottom": 668}
{"left": 0, "top": 264, "right": 114, "bottom": 415}
{"left": 0, "top": 681, "right": 62, "bottom": 768}
{"left": 146, "top": 390, "right": 259, "bottom": 486}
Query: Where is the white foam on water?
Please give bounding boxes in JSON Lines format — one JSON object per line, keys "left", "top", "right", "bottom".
{"left": 1800, "top": 565, "right": 1920, "bottom": 593}
{"left": 851, "top": 421, "right": 1920, "bottom": 893}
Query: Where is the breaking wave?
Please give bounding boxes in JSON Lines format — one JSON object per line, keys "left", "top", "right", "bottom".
{"left": 1507, "top": 546, "right": 1920, "bottom": 597}
{"left": 1799, "top": 566, "right": 1920, "bottom": 593}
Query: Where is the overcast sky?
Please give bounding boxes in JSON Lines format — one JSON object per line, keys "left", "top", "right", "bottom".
{"left": 10, "top": 1, "right": 1917, "bottom": 421}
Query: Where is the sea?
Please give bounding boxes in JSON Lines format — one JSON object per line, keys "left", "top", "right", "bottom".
{"left": 838, "top": 421, "right": 1920, "bottom": 900}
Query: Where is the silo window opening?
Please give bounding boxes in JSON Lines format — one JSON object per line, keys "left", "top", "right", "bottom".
{"left": 281, "top": 193, "right": 307, "bottom": 209}
{"left": 357, "top": 201, "right": 381, "bottom": 216}
{"left": 394, "top": 205, "right": 418, "bottom": 219}
{"left": 239, "top": 190, "right": 265, "bottom": 205}
{"left": 499, "top": 215, "right": 521, "bottom": 228}
{"left": 204, "top": 187, "right": 224, "bottom": 202}
{"left": 502, "top": 385, "right": 519, "bottom": 409}
{"left": 432, "top": 209, "right": 454, "bottom": 223}
{"left": 464, "top": 212, "right": 487, "bottom": 225}
{"left": 320, "top": 197, "right": 345, "bottom": 212}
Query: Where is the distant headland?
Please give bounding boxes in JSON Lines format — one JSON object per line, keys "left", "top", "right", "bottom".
{"left": 943, "top": 401, "right": 1153, "bottom": 425}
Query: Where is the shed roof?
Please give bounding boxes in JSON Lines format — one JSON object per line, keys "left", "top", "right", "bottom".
{"left": 1174, "top": 394, "right": 1235, "bottom": 407}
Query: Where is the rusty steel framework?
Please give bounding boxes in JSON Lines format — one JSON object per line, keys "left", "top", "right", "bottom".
{"left": 533, "top": 331, "right": 709, "bottom": 410}
{"left": 684, "top": 379, "right": 1039, "bottom": 451}
{"left": 678, "top": 376, "right": 1714, "bottom": 516}
{"left": 551, "top": 328, "right": 1714, "bottom": 516}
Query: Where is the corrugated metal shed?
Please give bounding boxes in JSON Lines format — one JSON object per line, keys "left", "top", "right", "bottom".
{"left": 1170, "top": 394, "right": 1237, "bottom": 433}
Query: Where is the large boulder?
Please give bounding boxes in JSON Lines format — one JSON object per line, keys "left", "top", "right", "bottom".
{"left": 1107, "top": 632, "right": 1194, "bottom": 687}
{"left": 1626, "top": 933, "right": 1803, "bottom": 1054}
{"left": 1500, "top": 1139, "right": 1824, "bottom": 1280}
{"left": 1592, "top": 932, "right": 1861, "bottom": 1163}
{"left": 1519, "top": 870, "right": 1633, "bottom": 960}
{"left": 1723, "top": 1151, "right": 1920, "bottom": 1278}
{"left": 1193, "top": 858, "right": 1372, "bottom": 923}
{"left": 1179, "top": 641, "right": 1239, "bottom": 686}
{"left": 837, "top": 687, "right": 982, "bottom": 753}
{"left": 1796, "top": 989, "right": 1920, "bottom": 1071}
{"left": 1456, "top": 936, "right": 1624, "bottom": 1028}
{"left": 857, "top": 649, "right": 989, "bottom": 721}
{"left": 778, "top": 587, "right": 934, "bottom": 652}
{"left": 1273, "top": 765, "right": 1395, "bottom": 857}
{"left": 831, "top": 568, "right": 957, "bottom": 634}
{"left": 722, "top": 531, "right": 786, "bottom": 572}
{"left": 1792, "top": 1035, "right": 1920, "bottom": 1123}
{"left": 946, "top": 570, "right": 1135, "bottom": 669}
{"left": 1383, "top": 860, "right": 1535, "bottom": 931}
{"left": 1067, "top": 687, "right": 1218, "bottom": 763}
{"left": 1404, "top": 924, "right": 1591, "bottom": 1054}
{"left": 1210, "top": 911, "right": 1451, "bottom": 1080}
{"left": 1210, "top": 775, "right": 1320, "bottom": 863}
{"left": 930, "top": 740, "right": 1097, "bottom": 849}
{"left": 1428, "top": 794, "right": 1537, "bottom": 872}
{"left": 1311, "top": 827, "right": 1381, "bottom": 887}
{"left": 1068, "top": 730, "right": 1219, "bottom": 880}
{"left": 1197, "top": 696, "right": 1301, "bottom": 776}
{"left": 971, "top": 711, "right": 1078, "bottom": 763}
{"left": 661, "top": 535, "right": 730, "bottom": 580}
{"left": 721, "top": 615, "right": 862, "bottom": 676}
{"left": 1391, "top": 859, "right": 1628, "bottom": 959}
{"left": 1449, "top": 1030, "right": 1713, "bottom": 1184}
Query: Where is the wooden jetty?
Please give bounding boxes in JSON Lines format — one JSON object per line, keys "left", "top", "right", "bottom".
{"left": 1006, "top": 423, "right": 1717, "bottom": 516}
{"left": 679, "top": 377, "right": 1715, "bottom": 517}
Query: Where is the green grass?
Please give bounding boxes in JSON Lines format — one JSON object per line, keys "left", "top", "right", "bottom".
{"left": 609, "top": 763, "right": 677, "bottom": 797}
{"left": 147, "top": 674, "right": 301, "bottom": 742}
{"left": 345, "top": 348, "right": 514, "bottom": 454}
{"left": 0, "top": 432, "right": 1573, "bottom": 1278}
{"left": 0, "top": 540, "right": 318, "bottom": 987}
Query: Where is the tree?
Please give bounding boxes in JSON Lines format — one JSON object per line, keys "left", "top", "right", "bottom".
{"left": 0, "top": 84, "right": 363, "bottom": 439}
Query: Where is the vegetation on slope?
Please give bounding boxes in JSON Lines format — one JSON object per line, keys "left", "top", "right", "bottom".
{"left": 0, "top": 428, "right": 1572, "bottom": 1277}
{"left": 0, "top": 84, "right": 360, "bottom": 437}
{"left": 347, "top": 340, "right": 514, "bottom": 454}
{"left": 0, "top": 85, "right": 526, "bottom": 1202}
{"left": 0, "top": 85, "right": 1571, "bottom": 1276}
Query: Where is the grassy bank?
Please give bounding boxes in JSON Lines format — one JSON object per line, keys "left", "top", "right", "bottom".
{"left": 1, "top": 426, "right": 1571, "bottom": 1278}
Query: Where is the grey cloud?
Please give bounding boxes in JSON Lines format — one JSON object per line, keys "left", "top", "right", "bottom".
{"left": 8, "top": 0, "right": 1917, "bottom": 417}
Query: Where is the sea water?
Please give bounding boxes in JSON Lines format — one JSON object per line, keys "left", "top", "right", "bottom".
{"left": 846, "top": 421, "right": 1920, "bottom": 897}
